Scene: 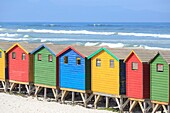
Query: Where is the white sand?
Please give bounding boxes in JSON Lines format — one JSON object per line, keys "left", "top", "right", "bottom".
{"left": 0, "top": 93, "right": 113, "bottom": 113}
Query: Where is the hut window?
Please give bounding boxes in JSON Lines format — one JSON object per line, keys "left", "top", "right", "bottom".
{"left": 0, "top": 52, "right": 2, "bottom": 58}
{"left": 48, "top": 55, "right": 53, "bottom": 62}
{"left": 76, "top": 57, "right": 81, "bottom": 65}
{"left": 64, "top": 56, "right": 68, "bottom": 64}
{"left": 12, "top": 52, "right": 16, "bottom": 59}
{"left": 38, "top": 54, "right": 42, "bottom": 61}
{"left": 96, "top": 58, "right": 101, "bottom": 67}
{"left": 132, "top": 62, "right": 138, "bottom": 70}
{"left": 110, "top": 59, "right": 114, "bottom": 68}
{"left": 22, "top": 53, "right": 26, "bottom": 60}
{"left": 157, "top": 64, "right": 164, "bottom": 72}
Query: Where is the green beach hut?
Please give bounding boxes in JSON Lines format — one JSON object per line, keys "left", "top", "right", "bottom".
{"left": 150, "top": 51, "right": 170, "bottom": 104}
{"left": 31, "top": 44, "right": 66, "bottom": 99}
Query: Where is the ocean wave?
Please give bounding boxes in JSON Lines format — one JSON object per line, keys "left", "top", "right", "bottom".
{"left": 16, "top": 29, "right": 170, "bottom": 38}
{"left": 84, "top": 42, "right": 99, "bottom": 46}
{"left": 0, "top": 33, "right": 20, "bottom": 37}
{"left": 99, "top": 43, "right": 125, "bottom": 48}
{"left": 17, "top": 29, "right": 116, "bottom": 35}
{"left": 0, "top": 37, "right": 29, "bottom": 41}
{"left": 118, "top": 32, "right": 170, "bottom": 38}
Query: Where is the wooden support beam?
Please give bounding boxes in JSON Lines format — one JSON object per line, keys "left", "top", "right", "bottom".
{"left": 119, "top": 97, "right": 123, "bottom": 113}
{"left": 1, "top": 81, "right": 5, "bottom": 89}
{"left": 86, "top": 94, "right": 94, "bottom": 103}
{"left": 44, "top": 87, "right": 47, "bottom": 100}
{"left": 122, "top": 99, "right": 130, "bottom": 109}
{"left": 18, "top": 84, "right": 21, "bottom": 93}
{"left": 139, "top": 101, "right": 144, "bottom": 113}
{"left": 52, "top": 89, "right": 56, "bottom": 98}
{"left": 94, "top": 95, "right": 101, "bottom": 109}
{"left": 162, "top": 105, "right": 167, "bottom": 113}
{"left": 168, "top": 105, "right": 170, "bottom": 113}
{"left": 106, "top": 97, "right": 109, "bottom": 108}
{"left": 72, "top": 92, "right": 75, "bottom": 104}
{"left": 34, "top": 86, "right": 40, "bottom": 96}
{"left": 61, "top": 90, "right": 69, "bottom": 103}
{"left": 129, "top": 101, "right": 137, "bottom": 112}
{"left": 152, "top": 104, "right": 160, "bottom": 113}
{"left": 115, "top": 98, "right": 120, "bottom": 109}
{"left": 10, "top": 83, "right": 16, "bottom": 92}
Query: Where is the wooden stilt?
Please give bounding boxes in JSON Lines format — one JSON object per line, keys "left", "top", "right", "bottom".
{"left": 168, "top": 105, "right": 170, "bottom": 113}
{"left": 152, "top": 104, "right": 160, "bottom": 113}
{"left": 72, "top": 92, "right": 75, "bottom": 104}
{"left": 106, "top": 97, "right": 109, "bottom": 108}
{"left": 129, "top": 101, "right": 137, "bottom": 112}
{"left": 94, "top": 95, "right": 101, "bottom": 109}
{"left": 10, "top": 83, "right": 16, "bottom": 92}
{"left": 120, "top": 97, "right": 123, "bottom": 113}
{"left": 18, "top": 84, "right": 21, "bottom": 93}
{"left": 61, "top": 90, "right": 69, "bottom": 103}
{"left": 44, "top": 87, "right": 47, "bottom": 99}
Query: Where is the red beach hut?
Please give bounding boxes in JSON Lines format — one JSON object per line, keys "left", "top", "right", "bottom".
{"left": 124, "top": 49, "right": 157, "bottom": 99}
{"left": 6, "top": 42, "right": 39, "bottom": 94}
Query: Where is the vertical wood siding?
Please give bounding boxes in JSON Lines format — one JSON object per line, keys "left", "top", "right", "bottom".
{"left": 34, "top": 48, "right": 56, "bottom": 87}
{"left": 150, "top": 54, "right": 169, "bottom": 102}
{"left": 91, "top": 50, "right": 120, "bottom": 95}
{"left": 59, "top": 49, "right": 86, "bottom": 90}
{"left": 0, "top": 50, "right": 5, "bottom": 80}
{"left": 126, "top": 53, "right": 143, "bottom": 99}
{"left": 143, "top": 63, "right": 150, "bottom": 98}
{"left": 8, "top": 46, "right": 29, "bottom": 82}
{"left": 120, "top": 60, "right": 126, "bottom": 95}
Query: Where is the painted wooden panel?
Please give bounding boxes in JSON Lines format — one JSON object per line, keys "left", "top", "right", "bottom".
{"left": 143, "top": 63, "right": 150, "bottom": 98}
{"left": 8, "top": 46, "right": 29, "bottom": 82}
{"left": 0, "top": 50, "right": 5, "bottom": 80}
{"left": 126, "top": 53, "right": 143, "bottom": 99}
{"left": 91, "top": 50, "right": 120, "bottom": 95}
{"left": 150, "top": 54, "right": 169, "bottom": 102}
{"left": 34, "top": 47, "right": 56, "bottom": 87}
{"left": 59, "top": 49, "right": 86, "bottom": 90}
{"left": 120, "top": 60, "right": 126, "bottom": 94}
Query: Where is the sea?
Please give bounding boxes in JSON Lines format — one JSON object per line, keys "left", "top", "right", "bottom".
{"left": 0, "top": 22, "right": 170, "bottom": 49}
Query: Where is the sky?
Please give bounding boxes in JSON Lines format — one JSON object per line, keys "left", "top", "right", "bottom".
{"left": 0, "top": 0, "right": 170, "bottom": 22}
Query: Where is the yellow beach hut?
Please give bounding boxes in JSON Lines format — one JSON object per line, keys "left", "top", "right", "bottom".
{"left": 87, "top": 48, "right": 131, "bottom": 109}
{"left": 0, "top": 42, "right": 14, "bottom": 91}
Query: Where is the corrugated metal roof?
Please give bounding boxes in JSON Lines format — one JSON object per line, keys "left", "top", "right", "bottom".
{"left": 132, "top": 49, "right": 158, "bottom": 62}
{"left": 45, "top": 44, "right": 68, "bottom": 55}
{"left": 0, "top": 42, "right": 15, "bottom": 51}
{"left": 158, "top": 50, "right": 170, "bottom": 64}
{"left": 18, "top": 42, "right": 41, "bottom": 53}
{"left": 72, "top": 45, "right": 100, "bottom": 57}
{"left": 106, "top": 48, "right": 132, "bottom": 60}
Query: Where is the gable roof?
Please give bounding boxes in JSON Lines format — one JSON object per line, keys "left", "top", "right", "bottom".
{"left": 56, "top": 45, "right": 100, "bottom": 58}
{"left": 31, "top": 44, "right": 67, "bottom": 56}
{"left": 0, "top": 42, "right": 14, "bottom": 51}
{"left": 87, "top": 47, "right": 132, "bottom": 60}
{"left": 6, "top": 42, "right": 40, "bottom": 54}
{"left": 124, "top": 49, "right": 158, "bottom": 63}
{"left": 151, "top": 51, "right": 170, "bottom": 64}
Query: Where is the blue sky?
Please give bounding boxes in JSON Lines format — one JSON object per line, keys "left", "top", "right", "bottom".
{"left": 0, "top": 0, "right": 170, "bottom": 22}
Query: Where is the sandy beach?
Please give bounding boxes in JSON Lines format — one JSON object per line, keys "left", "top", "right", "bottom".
{"left": 0, "top": 93, "right": 114, "bottom": 113}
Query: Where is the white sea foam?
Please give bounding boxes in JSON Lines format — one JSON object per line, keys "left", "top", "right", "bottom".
{"left": 17, "top": 29, "right": 116, "bottom": 35}
{"left": 16, "top": 28, "right": 170, "bottom": 38}
{"left": 0, "top": 33, "right": 20, "bottom": 37}
{"left": 0, "top": 37, "right": 28, "bottom": 41}
{"left": 99, "top": 43, "right": 125, "bottom": 48}
{"left": 23, "top": 35, "right": 30, "bottom": 38}
{"left": 84, "top": 42, "right": 99, "bottom": 46}
{"left": 118, "top": 32, "right": 170, "bottom": 38}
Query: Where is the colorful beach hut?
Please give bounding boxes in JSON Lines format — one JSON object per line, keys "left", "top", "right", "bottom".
{"left": 6, "top": 42, "right": 39, "bottom": 94}
{"left": 124, "top": 49, "right": 157, "bottom": 112}
{"left": 150, "top": 51, "right": 170, "bottom": 112}
{"left": 30, "top": 44, "right": 66, "bottom": 99}
{"left": 57, "top": 45, "right": 99, "bottom": 106}
{"left": 87, "top": 48, "right": 131, "bottom": 109}
{"left": 0, "top": 42, "right": 14, "bottom": 91}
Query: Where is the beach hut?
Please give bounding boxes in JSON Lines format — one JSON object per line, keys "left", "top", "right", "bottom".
{"left": 124, "top": 49, "right": 157, "bottom": 112}
{"left": 56, "top": 45, "right": 99, "bottom": 106}
{"left": 30, "top": 44, "right": 66, "bottom": 99}
{"left": 150, "top": 51, "right": 170, "bottom": 112}
{"left": 6, "top": 42, "right": 40, "bottom": 94}
{"left": 0, "top": 42, "right": 14, "bottom": 91}
{"left": 87, "top": 48, "right": 131, "bottom": 109}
